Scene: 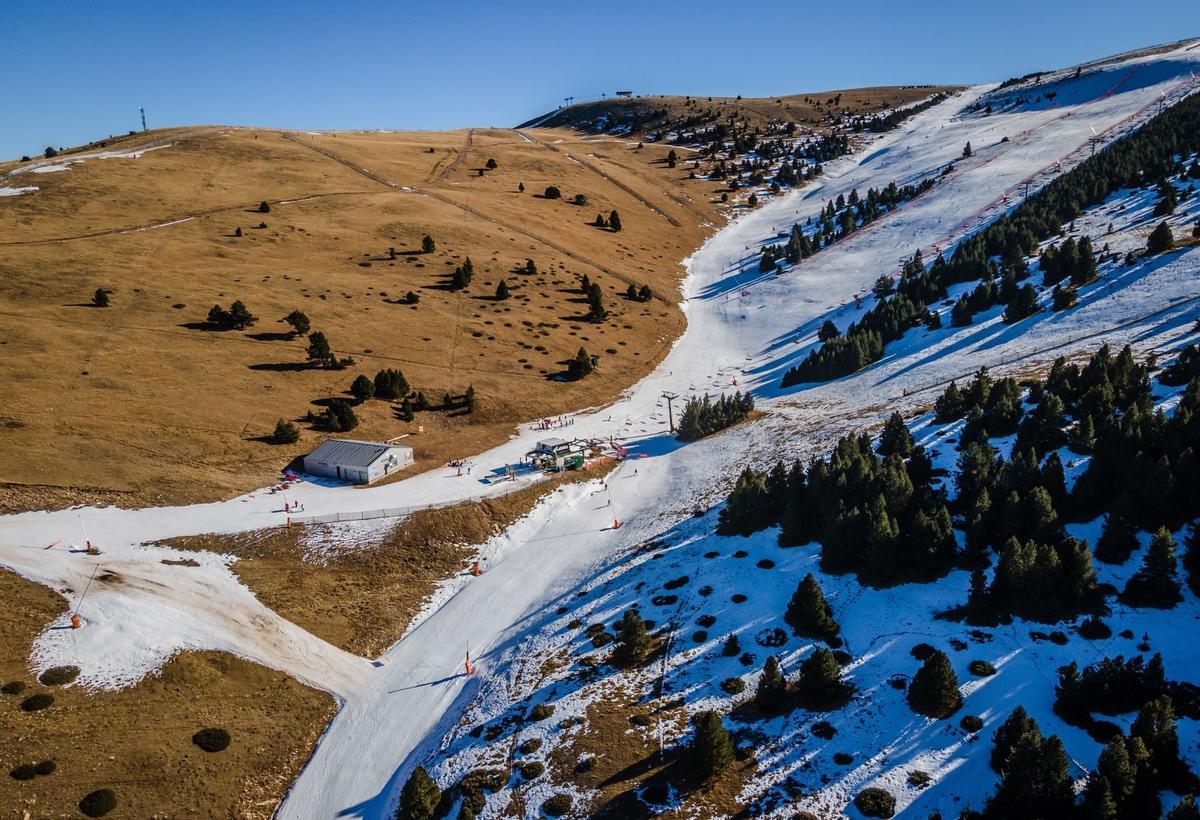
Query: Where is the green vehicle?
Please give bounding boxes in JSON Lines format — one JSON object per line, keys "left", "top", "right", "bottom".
{"left": 562, "top": 454, "right": 585, "bottom": 471}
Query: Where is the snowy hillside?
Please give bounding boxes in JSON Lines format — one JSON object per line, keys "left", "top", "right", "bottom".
{"left": 1, "top": 38, "right": 1200, "bottom": 820}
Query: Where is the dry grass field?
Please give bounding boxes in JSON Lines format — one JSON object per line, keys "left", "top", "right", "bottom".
{"left": 0, "top": 125, "right": 714, "bottom": 511}
{"left": 0, "top": 568, "right": 335, "bottom": 818}
{"left": 0, "top": 87, "right": 929, "bottom": 514}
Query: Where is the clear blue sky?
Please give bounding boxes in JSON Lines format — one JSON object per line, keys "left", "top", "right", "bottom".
{"left": 4, "top": 0, "right": 1195, "bottom": 159}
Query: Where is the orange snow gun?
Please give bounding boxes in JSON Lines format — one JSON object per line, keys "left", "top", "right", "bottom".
{"left": 470, "top": 562, "right": 482, "bottom": 576}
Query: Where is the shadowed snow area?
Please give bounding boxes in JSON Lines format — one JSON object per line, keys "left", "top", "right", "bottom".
{"left": 0, "top": 40, "right": 1199, "bottom": 820}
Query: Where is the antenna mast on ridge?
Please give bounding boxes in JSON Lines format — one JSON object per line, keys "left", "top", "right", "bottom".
{"left": 139, "top": 106, "right": 147, "bottom": 132}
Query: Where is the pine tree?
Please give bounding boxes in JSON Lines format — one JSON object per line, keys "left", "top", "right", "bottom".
{"left": 612, "top": 609, "right": 651, "bottom": 666}
{"left": 796, "top": 647, "right": 848, "bottom": 706}
{"left": 983, "top": 732, "right": 1075, "bottom": 819}
{"left": 784, "top": 573, "right": 840, "bottom": 639}
{"left": 1147, "top": 221, "right": 1174, "bottom": 254}
{"left": 284, "top": 309, "right": 310, "bottom": 336}
{"left": 495, "top": 280, "right": 510, "bottom": 300}
{"left": 1184, "top": 523, "right": 1200, "bottom": 596}
{"left": 227, "top": 300, "right": 256, "bottom": 329}
{"left": 1131, "top": 695, "right": 1187, "bottom": 788}
{"left": 1095, "top": 507, "right": 1139, "bottom": 564}
{"left": 908, "top": 650, "right": 962, "bottom": 718}
{"left": 755, "top": 655, "right": 787, "bottom": 712}
{"left": 350, "top": 374, "right": 375, "bottom": 401}
{"left": 373, "top": 369, "right": 410, "bottom": 400}
{"left": 608, "top": 210, "right": 622, "bottom": 231}
{"left": 464, "top": 384, "right": 476, "bottom": 413}
{"left": 990, "top": 706, "right": 1039, "bottom": 773}
{"left": 817, "top": 319, "right": 839, "bottom": 342}
{"left": 722, "top": 634, "right": 740, "bottom": 656}
{"left": 1121, "top": 526, "right": 1182, "bottom": 608}
{"left": 688, "top": 711, "right": 734, "bottom": 780}
{"left": 272, "top": 419, "right": 299, "bottom": 444}
{"left": 306, "top": 331, "right": 334, "bottom": 368}
{"left": 396, "top": 766, "right": 441, "bottom": 820}
{"left": 878, "top": 412, "right": 913, "bottom": 458}
{"left": 421, "top": 234, "right": 436, "bottom": 254}
{"left": 1082, "top": 774, "right": 1119, "bottom": 820}
{"left": 92, "top": 288, "right": 109, "bottom": 307}
{"left": 963, "top": 141, "right": 973, "bottom": 158}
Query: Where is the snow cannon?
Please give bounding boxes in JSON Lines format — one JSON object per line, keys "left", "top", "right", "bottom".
{"left": 70, "top": 614, "right": 82, "bottom": 629}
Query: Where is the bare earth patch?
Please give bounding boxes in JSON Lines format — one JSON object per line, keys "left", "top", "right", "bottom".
{"left": 0, "top": 568, "right": 335, "bottom": 818}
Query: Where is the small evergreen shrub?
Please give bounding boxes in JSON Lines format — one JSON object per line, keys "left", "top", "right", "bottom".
{"left": 33, "top": 760, "right": 56, "bottom": 776}
{"left": 519, "top": 738, "right": 543, "bottom": 755}
{"left": 542, "top": 794, "right": 572, "bottom": 816}
{"left": 9, "top": 764, "right": 36, "bottom": 781}
{"left": 79, "top": 789, "right": 118, "bottom": 817}
{"left": 911, "top": 643, "right": 935, "bottom": 661}
{"left": 908, "top": 769, "right": 933, "bottom": 788}
{"left": 519, "top": 761, "right": 545, "bottom": 779}
{"left": 192, "top": 727, "right": 231, "bottom": 752}
{"left": 20, "top": 693, "right": 53, "bottom": 712}
{"left": 1, "top": 681, "right": 25, "bottom": 695}
{"left": 811, "top": 720, "right": 837, "bottom": 739}
{"left": 38, "top": 665, "right": 80, "bottom": 686}
{"left": 968, "top": 660, "right": 997, "bottom": 677}
{"left": 721, "top": 677, "right": 746, "bottom": 695}
{"left": 528, "top": 704, "right": 554, "bottom": 721}
{"left": 855, "top": 787, "right": 896, "bottom": 818}
{"left": 960, "top": 714, "right": 984, "bottom": 733}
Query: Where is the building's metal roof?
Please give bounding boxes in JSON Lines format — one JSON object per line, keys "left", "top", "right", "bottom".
{"left": 537, "top": 438, "right": 569, "bottom": 449}
{"left": 304, "top": 439, "right": 411, "bottom": 469}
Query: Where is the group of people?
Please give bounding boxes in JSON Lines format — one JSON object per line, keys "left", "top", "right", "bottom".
{"left": 535, "top": 416, "right": 575, "bottom": 430}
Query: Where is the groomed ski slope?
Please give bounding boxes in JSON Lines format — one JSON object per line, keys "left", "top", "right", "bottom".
{"left": 0, "top": 40, "right": 1198, "bottom": 819}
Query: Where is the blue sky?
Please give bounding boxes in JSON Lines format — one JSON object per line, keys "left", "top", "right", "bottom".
{"left": 3, "top": 0, "right": 1195, "bottom": 159}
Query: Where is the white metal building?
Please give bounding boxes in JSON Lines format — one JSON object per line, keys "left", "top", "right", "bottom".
{"left": 302, "top": 439, "right": 414, "bottom": 484}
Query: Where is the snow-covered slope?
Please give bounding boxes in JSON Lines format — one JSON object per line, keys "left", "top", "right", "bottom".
{"left": 1, "top": 39, "right": 1199, "bottom": 820}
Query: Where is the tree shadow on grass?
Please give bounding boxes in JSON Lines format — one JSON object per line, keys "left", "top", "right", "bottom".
{"left": 248, "top": 361, "right": 312, "bottom": 372}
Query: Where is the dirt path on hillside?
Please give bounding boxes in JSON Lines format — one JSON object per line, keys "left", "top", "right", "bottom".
{"left": 0, "top": 191, "right": 373, "bottom": 246}
{"left": 280, "top": 133, "right": 400, "bottom": 188}
{"left": 438, "top": 129, "right": 475, "bottom": 180}
{"left": 515, "top": 129, "right": 683, "bottom": 227}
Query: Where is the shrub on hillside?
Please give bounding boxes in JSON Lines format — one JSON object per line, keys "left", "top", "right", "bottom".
{"left": 854, "top": 786, "right": 896, "bottom": 818}
{"left": 543, "top": 186, "right": 561, "bottom": 200}
{"left": 528, "top": 703, "right": 555, "bottom": 721}
{"left": 20, "top": 693, "right": 53, "bottom": 712}
{"left": 1, "top": 681, "right": 26, "bottom": 695}
{"left": 192, "top": 727, "right": 231, "bottom": 752}
{"left": 38, "top": 666, "right": 79, "bottom": 686}
{"left": 79, "top": 789, "right": 118, "bottom": 817}
{"left": 542, "top": 794, "right": 572, "bottom": 816}
{"left": 272, "top": 419, "right": 300, "bottom": 444}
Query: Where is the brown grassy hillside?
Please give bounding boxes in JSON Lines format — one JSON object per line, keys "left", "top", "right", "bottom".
{"left": 0, "top": 86, "right": 921, "bottom": 511}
